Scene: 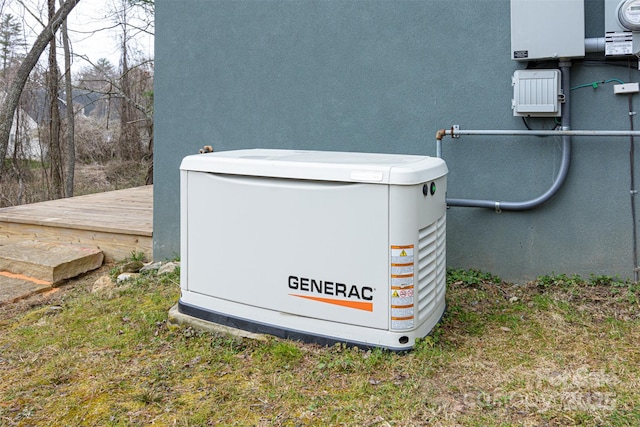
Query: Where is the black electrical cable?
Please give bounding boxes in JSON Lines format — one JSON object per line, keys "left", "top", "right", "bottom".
{"left": 521, "top": 116, "right": 560, "bottom": 133}
{"left": 583, "top": 59, "right": 636, "bottom": 68}
{"left": 628, "top": 59, "right": 639, "bottom": 283}
{"left": 629, "top": 99, "right": 638, "bottom": 283}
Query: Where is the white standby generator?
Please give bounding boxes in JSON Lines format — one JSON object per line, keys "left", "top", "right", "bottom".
{"left": 179, "top": 149, "right": 448, "bottom": 350}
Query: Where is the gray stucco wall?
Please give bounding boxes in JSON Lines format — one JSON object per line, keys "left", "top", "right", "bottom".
{"left": 154, "top": 0, "right": 640, "bottom": 283}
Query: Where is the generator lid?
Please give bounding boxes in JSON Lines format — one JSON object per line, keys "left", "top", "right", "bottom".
{"left": 180, "top": 149, "right": 447, "bottom": 185}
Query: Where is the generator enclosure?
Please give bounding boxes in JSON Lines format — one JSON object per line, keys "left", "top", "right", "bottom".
{"left": 179, "top": 149, "right": 448, "bottom": 350}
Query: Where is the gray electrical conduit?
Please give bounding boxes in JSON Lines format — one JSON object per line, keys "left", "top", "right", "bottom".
{"left": 435, "top": 62, "right": 640, "bottom": 211}
{"left": 436, "top": 126, "right": 640, "bottom": 210}
{"left": 585, "top": 37, "right": 605, "bottom": 53}
{"left": 442, "top": 135, "right": 570, "bottom": 211}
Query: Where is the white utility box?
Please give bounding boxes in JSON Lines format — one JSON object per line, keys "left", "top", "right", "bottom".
{"left": 510, "top": 0, "right": 585, "bottom": 61}
{"left": 179, "top": 149, "right": 448, "bottom": 350}
{"left": 512, "top": 69, "right": 562, "bottom": 117}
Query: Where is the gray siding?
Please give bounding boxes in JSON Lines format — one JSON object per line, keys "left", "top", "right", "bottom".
{"left": 155, "top": 0, "right": 638, "bottom": 282}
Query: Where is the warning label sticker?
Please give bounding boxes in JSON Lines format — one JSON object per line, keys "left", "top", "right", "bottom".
{"left": 605, "top": 32, "right": 633, "bottom": 56}
{"left": 390, "top": 245, "right": 414, "bottom": 330}
{"left": 391, "top": 245, "right": 414, "bottom": 262}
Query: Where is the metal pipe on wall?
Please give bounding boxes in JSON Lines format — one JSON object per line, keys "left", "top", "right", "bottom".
{"left": 435, "top": 127, "right": 640, "bottom": 162}
{"left": 437, "top": 129, "right": 640, "bottom": 138}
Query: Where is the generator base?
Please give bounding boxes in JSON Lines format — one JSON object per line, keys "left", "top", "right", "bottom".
{"left": 168, "top": 304, "right": 269, "bottom": 341}
{"left": 176, "top": 296, "right": 446, "bottom": 351}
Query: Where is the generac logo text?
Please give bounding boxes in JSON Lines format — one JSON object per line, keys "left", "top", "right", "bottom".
{"left": 288, "top": 275, "right": 374, "bottom": 312}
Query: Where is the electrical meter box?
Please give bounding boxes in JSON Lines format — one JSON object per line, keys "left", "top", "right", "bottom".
{"left": 511, "top": 0, "right": 585, "bottom": 61}
{"left": 605, "top": 0, "right": 640, "bottom": 56}
{"left": 179, "top": 149, "right": 448, "bottom": 351}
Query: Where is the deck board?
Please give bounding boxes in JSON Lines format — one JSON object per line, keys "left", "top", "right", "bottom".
{"left": 0, "top": 186, "right": 153, "bottom": 262}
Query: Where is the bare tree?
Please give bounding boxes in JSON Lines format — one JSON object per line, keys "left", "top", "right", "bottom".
{"left": 0, "top": 0, "right": 80, "bottom": 180}
{"left": 116, "top": 0, "right": 141, "bottom": 162}
{"left": 60, "top": 0, "right": 74, "bottom": 196}
{"left": 47, "top": 0, "right": 63, "bottom": 199}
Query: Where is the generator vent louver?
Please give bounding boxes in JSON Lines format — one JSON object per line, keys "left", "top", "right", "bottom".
{"left": 417, "top": 214, "right": 446, "bottom": 320}
{"left": 436, "top": 214, "right": 447, "bottom": 299}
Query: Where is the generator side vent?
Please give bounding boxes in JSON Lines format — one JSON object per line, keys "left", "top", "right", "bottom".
{"left": 436, "top": 215, "right": 447, "bottom": 299}
{"left": 418, "top": 214, "right": 446, "bottom": 320}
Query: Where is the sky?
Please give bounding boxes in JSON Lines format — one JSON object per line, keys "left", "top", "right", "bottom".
{"left": 6, "top": 0, "right": 154, "bottom": 74}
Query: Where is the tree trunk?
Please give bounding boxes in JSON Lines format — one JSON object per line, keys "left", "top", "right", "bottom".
{"left": 145, "top": 118, "right": 153, "bottom": 184}
{"left": 0, "top": 0, "right": 80, "bottom": 180}
{"left": 47, "top": 0, "right": 63, "bottom": 200}
{"left": 60, "top": 0, "right": 74, "bottom": 197}
{"left": 117, "top": 0, "right": 143, "bottom": 162}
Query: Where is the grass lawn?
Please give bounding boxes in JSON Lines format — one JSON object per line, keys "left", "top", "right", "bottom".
{"left": 1, "top": 265, "right": 639, "bottom": 426}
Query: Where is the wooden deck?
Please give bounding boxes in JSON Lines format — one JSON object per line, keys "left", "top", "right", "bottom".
{"left": 0, "top": 186, "right": 153, "bottom": 262}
